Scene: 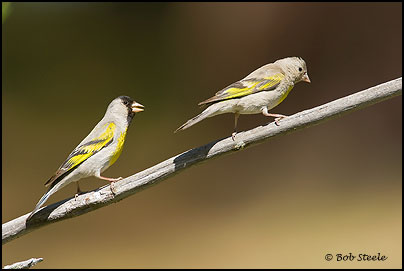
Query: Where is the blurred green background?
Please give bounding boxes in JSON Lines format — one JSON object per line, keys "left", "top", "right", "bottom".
{"left": 2, "top": 2, "right": 402, "bottom": 268}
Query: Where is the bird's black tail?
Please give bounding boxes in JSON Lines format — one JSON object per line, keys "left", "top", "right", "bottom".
{"left": 26, "top": 185, "right": 55, "bottom": 220}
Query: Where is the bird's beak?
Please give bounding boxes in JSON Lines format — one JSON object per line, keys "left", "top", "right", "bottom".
{"left": 131, "top": 102, "right": 145, "bottom": 113}
{"left": 302, "top": 73, "right": 311, "bottom": 83}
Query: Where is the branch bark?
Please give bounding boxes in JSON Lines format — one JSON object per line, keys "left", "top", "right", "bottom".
{"left": 3, "top": 258, "right": 43, "bottom": 269}
{"left": 2, "top": 77, "right": 402, "bottom": 245}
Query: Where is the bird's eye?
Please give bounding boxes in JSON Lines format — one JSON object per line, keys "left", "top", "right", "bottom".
{"left": 298, "top": 67, "right": 303, "bottom": 72}
{"left": 123, "top": 101, "right": 128, "bottom": 105}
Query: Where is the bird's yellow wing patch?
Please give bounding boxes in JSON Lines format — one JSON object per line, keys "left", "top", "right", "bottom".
{"left": 63, "top": 122, "right": 116, "bottom": 170}
{"left": 220, "top": 80, "right": 260, "bottom": 100}
{"left": 199, "top": 73, "right": 284, "bottom": 105}
{"left": 257, "top": 73, "right": 285, "bottom": 90}
{"left": 45, "top": 122, "right": 116, "bottom": 187}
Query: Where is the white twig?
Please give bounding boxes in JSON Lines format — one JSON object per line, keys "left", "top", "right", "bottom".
{"left": 3, "top": 258, "right": 43, "bottom": 269}
{"left": 2, "top": 77, "right": 402, "bottom": 245}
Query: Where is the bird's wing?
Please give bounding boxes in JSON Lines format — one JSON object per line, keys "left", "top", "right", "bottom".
{"left": 44, "top": 122, "right": 116, "bottom": 187}
{"left": 198, "top": 72, "right": 285, "bottom": 105}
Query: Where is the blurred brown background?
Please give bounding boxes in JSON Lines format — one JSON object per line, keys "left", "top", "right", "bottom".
{"left": 2, "top": 2, "right": 402, "bottom": 268}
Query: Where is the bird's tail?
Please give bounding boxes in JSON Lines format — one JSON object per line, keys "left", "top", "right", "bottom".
{"left": 26, "top": 186, "right": 56, "bottom": 220}
{"left": 174, "top": 106, "right": 216, "bottom": 133}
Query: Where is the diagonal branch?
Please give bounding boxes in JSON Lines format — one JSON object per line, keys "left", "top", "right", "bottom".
{"left": 2, "top": 77, "right": 402, "bottom": 245}
{"left": 3, "top": 258, "right": 43, "bottom": 269}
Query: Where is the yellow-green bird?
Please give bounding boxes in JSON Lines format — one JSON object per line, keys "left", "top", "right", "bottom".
{"left": 175, "top": 57, "right": 311, "bottom": 139}
{"left": 27, "top": 96, "right": 144, "bottom": 220}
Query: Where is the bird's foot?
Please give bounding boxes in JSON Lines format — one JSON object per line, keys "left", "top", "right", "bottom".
{"left": 75, "top": 183, "right": 83, "bottom": 200}
{"left": 97, "top": 176, "right": 123, "bottom": 195}
{"left": 107, "top": 177, "right": 123, "bottom": 195}
{"left": 274, "top": 117, "right": 282, "bottom": 126}
{"left": 231, "top": 132, "right": 237, "bottom": 141}
{"left": 110, "top": 182, "right": 116, "bottom": 195}
{"left": 74, "top": 190, "right": 86, "bottom": 200}
{"left": 261, "top": 109, "right": 288, "bottom": 126}
{"left": 273, "top": 114, "right": 288, "bottom": 126}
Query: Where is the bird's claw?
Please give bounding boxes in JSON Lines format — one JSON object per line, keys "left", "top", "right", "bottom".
{"left": 108, "top": 177, "right": 122, "bottom": 195}
{"left": 231, "top": 132, "right": 237, "bottom": 141}
{"left": 274, "top": 116, "right": 287, "bottom": 126}
{"left": 110, "top": 182, "right": 116, "bottom": 195}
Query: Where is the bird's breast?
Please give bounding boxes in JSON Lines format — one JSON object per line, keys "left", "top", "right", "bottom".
{"left": 109, "top": 130, "right": 127, "bottom": 166}
{"left": 275, "top": 84, "right": 294, "bottom": 107}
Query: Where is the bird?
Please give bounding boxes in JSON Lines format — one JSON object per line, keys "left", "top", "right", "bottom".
{"left": 175, "top": 57, "right": 311, "bottom": 140}
{"left": 27, "top": 96, "right": 144, "bottom": 220}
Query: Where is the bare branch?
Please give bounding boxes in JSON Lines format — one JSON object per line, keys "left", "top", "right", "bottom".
{"left": 3, "top": 258, "right": 43, "bottom": 269}
{"left": 2, "top": 77, "right": 402, "bottom": 245}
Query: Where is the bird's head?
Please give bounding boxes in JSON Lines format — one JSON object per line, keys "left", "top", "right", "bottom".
{"left": 276, "top": 57, "right": 311, "bottom": 84}
{"left": 107, "top": 96, "right": 145, "bottom": 125}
